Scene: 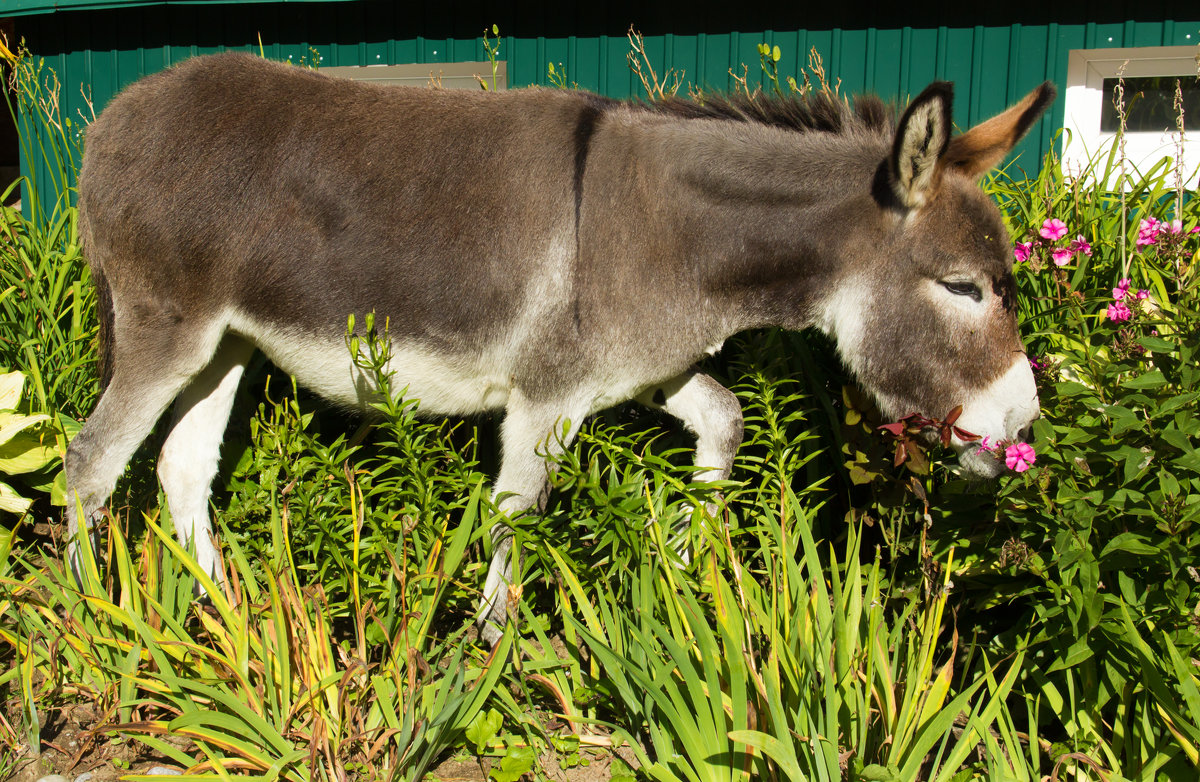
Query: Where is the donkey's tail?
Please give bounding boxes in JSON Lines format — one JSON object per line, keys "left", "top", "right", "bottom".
{"left": 78, "top": 200, "right": 114, "bottom": 391}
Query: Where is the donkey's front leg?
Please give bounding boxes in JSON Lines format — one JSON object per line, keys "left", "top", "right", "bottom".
{"left": 637, "top": 371, "right": 744, "bottom": 555}
{"left": 638, "top": 371, "right": 744, "bottom": 483}
{"left": 479, "top": 391, "right": 586, "bottom": 646}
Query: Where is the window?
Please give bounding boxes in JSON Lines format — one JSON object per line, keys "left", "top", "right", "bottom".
{"left": 1062, "top": 46, "right": 1199, "bottom": 187}
{"left": 320, "top": 61, "right": 506, "bottom": 91}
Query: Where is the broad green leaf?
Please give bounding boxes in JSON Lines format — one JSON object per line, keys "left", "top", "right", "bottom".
{"left": 1122, "top": 369, "right": 1167, "bottom": 389}
{"left": 1138, "top": 336, "right": 1176, "bottom": 353}
{"left": 728, "top": 730, "right": 805, "bottom": 781}
{"left": 0, "top": 412, "right": 51, "bottom": 446}
{"left": 0, "top": 481, "right": 32, "bottom": 514}
{"left": 465, "top": 708, "right": 502, "bottom": 755}
{"left": 0, "top": 371, "right": 24, "bottom": 410}
{"left": 1099, "top": 532, "right": 1160, "bottom": 558}
{"left": 0, "top": 432, "right": 59, "bottom": 474}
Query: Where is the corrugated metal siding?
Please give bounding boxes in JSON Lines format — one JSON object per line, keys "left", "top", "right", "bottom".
{"left": 10, "top": 1, "right": 1200, "bottom": 202}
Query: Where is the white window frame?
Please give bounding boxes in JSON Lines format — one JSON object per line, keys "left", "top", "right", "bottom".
{"left": 1062, "top": 46, "right": 1199, "bottom": 187}
{"left": 320, "top": 61, "right": 506, "bottom": 91}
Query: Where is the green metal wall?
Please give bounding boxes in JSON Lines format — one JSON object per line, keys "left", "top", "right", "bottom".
{"left": 9, "top": 0, "right": 1200, "bottom": 194}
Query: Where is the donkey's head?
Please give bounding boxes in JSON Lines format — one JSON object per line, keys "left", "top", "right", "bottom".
{"left": 820, "top": 82, "right": 1055, "bottom": 477}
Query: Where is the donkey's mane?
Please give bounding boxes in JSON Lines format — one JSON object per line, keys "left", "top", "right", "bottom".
{"left": 643, "top": 90, "right": 894, "bottom": 137}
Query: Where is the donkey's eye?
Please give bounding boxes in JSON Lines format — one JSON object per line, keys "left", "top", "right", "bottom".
{"left": 940, "top": 280, "right": 983, "bottom": 302}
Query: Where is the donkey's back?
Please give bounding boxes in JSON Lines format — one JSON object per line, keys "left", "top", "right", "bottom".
{"left": 80, "top": 53, "right": 604, "bottom": 411}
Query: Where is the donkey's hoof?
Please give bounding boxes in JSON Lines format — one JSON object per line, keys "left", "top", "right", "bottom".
{"left": 479, "top": 619, "right": 505, "bottom": 648}
{"left": 191, "top": 576, "right": 224, "bottom": 603}
{"left": 65, "top": 534, "right": 102, "bottom": 586}
{"left": 65, "top": 540, "right": 86, "bottom": 585}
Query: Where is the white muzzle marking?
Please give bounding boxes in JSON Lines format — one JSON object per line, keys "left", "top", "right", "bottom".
{"left": 952, "top": 356, "right": 1040, "bottom": 477}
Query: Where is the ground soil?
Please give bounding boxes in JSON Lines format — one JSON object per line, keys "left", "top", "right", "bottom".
{"left": 6, "top": 702, "right": 191, "bottom": 782}
{"left": 5, "top": 700, "right": 638, "bottom": 781}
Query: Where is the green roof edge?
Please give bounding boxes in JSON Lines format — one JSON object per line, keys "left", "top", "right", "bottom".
{"left": 3, "top": 0, "right": 355, "bottom": 18}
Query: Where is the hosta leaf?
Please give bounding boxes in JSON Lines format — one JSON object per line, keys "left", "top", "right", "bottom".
{"left": 0, "top": 481, "right": 33, "bottom": 514}
{"left": 0, "top": 432, "right": 59, "bottom": 475}
{"left": 0, "top": 371, "right": 24, "bottom": 410}
{"left": 0, "top": 413, "right": 51, "bottom": 446}
{"left": 50, "top": 470, "right": 67, "bottom": 506}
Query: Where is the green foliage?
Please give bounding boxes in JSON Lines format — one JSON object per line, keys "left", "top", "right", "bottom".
{"left": 479, "top": 25, "right": 503, "bottom": 91}
{"left": 0, "top": 45, "right": 92, "bottom": 538}
{"left": 0, "top": 43, "right": 98, "bottom": 422}
{"left": 0, "top": 203, "right": 96, "bottom": 422}
{"left": 556, "top": 482, "right": 1029, "bottom": 781}
{"left": 2, "top": 460, "right": 508, "bottom": 780}
{"left": 223, "top": 313, "right": 487, "bottom": 625}
{"left": 0, "top": 369, "right": 77, "bottom": 519}
{"left": 3, "top": 36, "right": 1199, "bottom": 782}
{"left": 975, "top": 144, "right": 1200, "bottom": 777}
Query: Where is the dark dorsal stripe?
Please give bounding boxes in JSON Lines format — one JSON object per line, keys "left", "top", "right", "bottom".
{"left": 571, "top": 96, "right": 611, "bottom": 331}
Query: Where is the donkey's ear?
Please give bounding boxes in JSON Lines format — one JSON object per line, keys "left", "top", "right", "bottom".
{"left": 890, "top": 82, "right": 954, "bottom": 208}
{"left": 944, "top": 82, "right": 1056, "bottom": 179}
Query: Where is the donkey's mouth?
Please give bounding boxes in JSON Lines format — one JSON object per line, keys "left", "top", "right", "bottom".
{"left": 954, "top": 439, "right": 1008, "bottom": 479}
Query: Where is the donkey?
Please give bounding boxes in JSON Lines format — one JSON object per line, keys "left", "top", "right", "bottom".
{"left": 67, "top": 52, "right": 1052, "bottom": 643}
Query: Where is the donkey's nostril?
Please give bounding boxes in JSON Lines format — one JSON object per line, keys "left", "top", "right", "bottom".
{"left": 1018, "top": 425, "right": 1035, "bottom": 444}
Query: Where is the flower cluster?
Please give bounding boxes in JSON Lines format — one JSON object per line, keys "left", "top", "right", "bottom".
{"left": 880, "top": 407, "right": 1037, "bottom": 475}
{"left": 1136, "top": 217, "right": 1199, "bottom": 248}
{"left": 1105, "top": 277, "right": 1150, "bottom": 322}
{"left": 1028, "top": 354, "right": 1057, "bottom": 383}
{"left": 1013, "top": 218, "right": 1092, "bottom": 269}
{"left": 979, "top": 436, "right": 1037, "bottom": 473}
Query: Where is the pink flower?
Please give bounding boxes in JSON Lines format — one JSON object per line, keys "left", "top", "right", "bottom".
{"left": 1005, "top": 442, "right": 1036, "bottom": 473}
{"left": 1107, "top": 301, "right": 1132, "bottom": 322}
{"left": 1112, "top": 278, "right": 1132, "bottom": 299}
{"left": 1040, "top": 218, "right": 1068, "bottom": 242}
{"left": 1070, "top": 235, "right": 1092, "bottom": 256}
{"left": 1136, "top": 289, "right": 1149, "bottom": 300}
{"left": 1013, "top": 242, "right": 1033, "bottom": 262}
{"left": 1051, "top": 247, "right": 1074, "bottom": 266}
{"left": 1137, "top": 218, "right": 1163, "bottom": 247}
{"left": 979, "top": 436, "right": 998, "bottom": 453}
{"left": 1169, "top": 219, "right": 1183, "bottom": 235}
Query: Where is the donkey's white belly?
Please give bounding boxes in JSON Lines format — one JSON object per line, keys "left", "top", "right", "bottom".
{"left": 229, "top": 315, "right": 514, "bottom": 416}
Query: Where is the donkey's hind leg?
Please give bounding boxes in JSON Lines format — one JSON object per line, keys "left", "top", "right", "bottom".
{"left": 479, "top": 390, "right": 587, "bottom": 646}
{"left": 637, "top": 371, "right": 744, "bottom": 556}
{"left": 157, "top": 336, "right": 254, "bottom": 590}
{"left": 65, "top": 312, "right": 228, "bottom": 580}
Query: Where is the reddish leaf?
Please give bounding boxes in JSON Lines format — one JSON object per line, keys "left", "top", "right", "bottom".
{"left": 952, "top": 425, "right": 980, "bottom": 442}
